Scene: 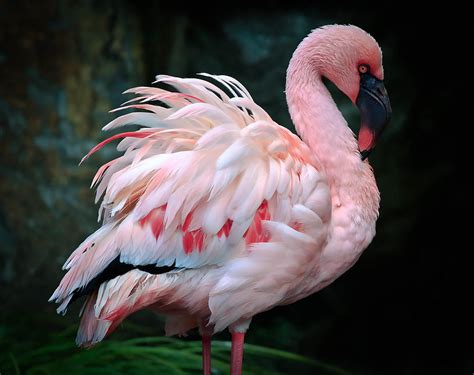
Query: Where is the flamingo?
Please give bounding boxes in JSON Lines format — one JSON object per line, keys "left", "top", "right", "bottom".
{"left": 50, "top": 24, "right": 391, "bottom": 374}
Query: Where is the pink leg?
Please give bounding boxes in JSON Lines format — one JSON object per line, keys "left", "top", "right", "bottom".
{"left": 202, "top": 335, "right": 212, "bottom": 375}
{"left": 230, "top": 332, "right": 245, "bottom": 375}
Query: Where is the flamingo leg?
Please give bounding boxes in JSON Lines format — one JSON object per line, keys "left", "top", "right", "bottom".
{"left": 202, "top": 334, "right": 212, "bottom": 375}
{"left": 230, "top": 332, "right": 245, "bottom": 375}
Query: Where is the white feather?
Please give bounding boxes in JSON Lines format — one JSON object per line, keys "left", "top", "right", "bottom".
{"left": 216, "top": 137, "right": 257, "bottom": 170}
{"left": 102, "top": 113, "right": 162, "bottom": 131}
{"left": 50, "top": 73, "right": 330, "bottom": 339}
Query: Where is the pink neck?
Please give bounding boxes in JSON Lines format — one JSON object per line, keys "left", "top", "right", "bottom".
{"left": 285, "top": 51, "right": 379, "bottom": 217}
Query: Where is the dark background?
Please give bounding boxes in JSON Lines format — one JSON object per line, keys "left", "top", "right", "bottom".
{"left": 0, "top": 1, "right": 470, "bottom": 374}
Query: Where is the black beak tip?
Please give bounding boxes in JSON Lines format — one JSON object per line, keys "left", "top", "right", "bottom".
{"left": 356, "top": 73, "right": 391, "bottom": 160}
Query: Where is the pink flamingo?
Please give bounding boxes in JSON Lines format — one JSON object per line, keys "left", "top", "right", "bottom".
{"left": 50, "top": 25, "right": 391, "bottom": 374}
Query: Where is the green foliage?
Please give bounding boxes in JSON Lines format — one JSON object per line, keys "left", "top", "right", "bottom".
{"left": 0, "top": 323, "right": 349, "bottom": 375}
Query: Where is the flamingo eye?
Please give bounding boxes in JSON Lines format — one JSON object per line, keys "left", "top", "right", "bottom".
{"left": 358, "top": 64, "right": 369, "bottom": 74}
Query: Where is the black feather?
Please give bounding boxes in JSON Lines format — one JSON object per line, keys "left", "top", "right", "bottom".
{"left": 68, "top": 256, "right": 177, "bottom": 306}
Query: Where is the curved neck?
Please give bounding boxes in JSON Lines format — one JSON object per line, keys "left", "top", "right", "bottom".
{"left": 286, "top": 53, "right": 379, "bottom": 219}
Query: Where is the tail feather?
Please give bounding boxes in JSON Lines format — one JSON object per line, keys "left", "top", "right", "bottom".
{"left": 76, "top": 291, "right": 112, "bottom": 347}
{"left": 75, "top": 270, "right": 168, "bottom": 347}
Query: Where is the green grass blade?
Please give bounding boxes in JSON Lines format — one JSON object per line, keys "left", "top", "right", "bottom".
{"left": 1, "top": 325, "right": 351, "bottom": 375}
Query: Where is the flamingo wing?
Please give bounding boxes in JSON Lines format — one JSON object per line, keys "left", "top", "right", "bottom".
{"left": 50, "top": 74, "right": 330, "bottom": 315}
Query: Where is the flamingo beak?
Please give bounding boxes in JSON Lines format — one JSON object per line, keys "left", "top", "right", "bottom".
{"left": 356, "top": 74, "right": 392, "bottom": 160}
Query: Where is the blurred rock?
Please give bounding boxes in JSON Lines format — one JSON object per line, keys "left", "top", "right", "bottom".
{"left": 0, "top": 0, "right": 145, "bottom": 297}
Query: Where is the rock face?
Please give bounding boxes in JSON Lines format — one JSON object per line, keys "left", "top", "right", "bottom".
{"left": 1, "top": 1, "right": 400, "bottom": 320}
{"left": 0, "top": 2, "right": 328, "bottom": 296}
{"left": 0, "top": 1, "right": 146, "bottom": 292}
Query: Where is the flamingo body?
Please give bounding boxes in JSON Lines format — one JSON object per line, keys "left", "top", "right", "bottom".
{"left": 51, "top": 25, "right": 391, "bottom": 373}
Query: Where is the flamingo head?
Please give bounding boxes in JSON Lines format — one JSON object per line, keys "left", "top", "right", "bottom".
{"left": 311, "top": 25, "right": 392, "bottom": 159}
